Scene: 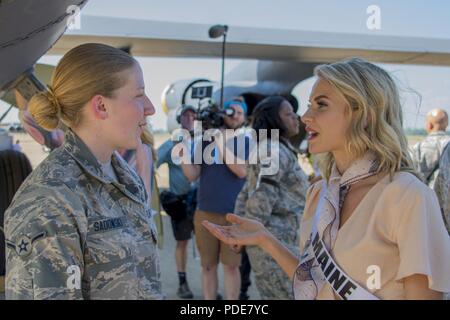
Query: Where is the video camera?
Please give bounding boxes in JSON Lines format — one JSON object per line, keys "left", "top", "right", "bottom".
{"left": 191, "top": 85, "right": 234, "bottom": 130}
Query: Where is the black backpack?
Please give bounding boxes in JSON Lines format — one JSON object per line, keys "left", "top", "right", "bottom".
{"left": 160, "top": 188, "right": 197, "bottom": 222}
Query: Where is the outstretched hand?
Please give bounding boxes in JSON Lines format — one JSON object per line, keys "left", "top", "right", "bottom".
{"left": 204, "top": 214, "right": 300, "bottom": 281}
{"left": 202, "top": 214, "right": 268, "bottom": 248}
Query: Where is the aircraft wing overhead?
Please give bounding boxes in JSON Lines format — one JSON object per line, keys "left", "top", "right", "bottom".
{"left": 0, "top": 0, "right": 88, "bottom": 91}
{"left": 50, "top": 15, "right": 450, "bottom": 66}
{"left": 0, "top": 63, "right": 55, "bottom": 106}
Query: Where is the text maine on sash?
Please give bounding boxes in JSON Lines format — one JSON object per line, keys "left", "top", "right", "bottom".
{"left": 312, "top": 233, "right": 357, "bottom": 300}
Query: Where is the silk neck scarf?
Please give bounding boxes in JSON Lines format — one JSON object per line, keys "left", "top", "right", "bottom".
{"left": 293, "top": 151, "right": 379, "bottom": 300}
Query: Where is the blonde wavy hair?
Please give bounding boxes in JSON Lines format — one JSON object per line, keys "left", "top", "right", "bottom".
{"left": 314, "top": 58, "right": 417, "bottom": 180}
{"left": 29, "top": 43, "right": 137, "bottom": 131}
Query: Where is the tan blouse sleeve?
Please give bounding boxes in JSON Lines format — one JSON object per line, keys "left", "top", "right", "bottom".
{"left": 393, "top": 180, "right": 450, "bottom": 293}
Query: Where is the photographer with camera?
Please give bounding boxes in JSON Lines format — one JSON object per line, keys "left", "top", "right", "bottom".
{"left": 157, "top": 104, "right": 197, "bottom": 299}
{"left": 181, "top": 98, "right": 249, "bottom": 300}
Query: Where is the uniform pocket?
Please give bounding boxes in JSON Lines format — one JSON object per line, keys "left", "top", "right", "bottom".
{"left": 85, "top": 218, "right": 139, "bottom": 299}
{"left": 85, "top": 216, "right": 134, "bottom": 265}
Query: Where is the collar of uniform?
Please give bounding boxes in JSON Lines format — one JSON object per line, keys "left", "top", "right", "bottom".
{"left": 64, "top": 130, "right": 146, "bottom": 205}
{"left": 111, "top": 151, "right": 147, "bottom": 205}
{"left": 63, "top": 129, "right": 110, "bottom": 183}
{"left": 280, "top": 136, "right": 298, "bottom": 155}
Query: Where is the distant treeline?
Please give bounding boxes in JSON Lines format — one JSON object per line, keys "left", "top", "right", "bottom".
{"left": 405, "top": 128, "right": 450, "bottom": 136}
{"left": 153, "top": 128, "right": 446, "bottom": 136}
{"left": 405, "top": 128, "right": 427, "bottom": 136}
{"left": 153, "top": 129, "right": 169, "bottom": 134}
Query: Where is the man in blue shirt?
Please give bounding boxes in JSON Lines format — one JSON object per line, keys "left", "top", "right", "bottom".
{"left": 157, "top": 105, "right": 197, "bottom": 299}
{"left": 182, "top": 99, "right": 249, "bottom": 300}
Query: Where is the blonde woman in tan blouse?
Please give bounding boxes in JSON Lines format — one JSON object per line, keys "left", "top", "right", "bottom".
{"left": 203, "top": 58, "right": 450, "bottom": 300}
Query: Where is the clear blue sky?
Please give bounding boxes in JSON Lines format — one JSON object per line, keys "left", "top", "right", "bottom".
{"left": 1, "top": 0, "right": 450, "bottom": 130}
{"left": 85, "top": 0, "right": 450, "bottom": 39}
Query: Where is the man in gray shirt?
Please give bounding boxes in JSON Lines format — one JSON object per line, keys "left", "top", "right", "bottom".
{"left": 157, "top": 105, "right": 196, "bottom": 299}
{"left": 434, "top": 143, "right": 450, "bottom": 233}
{"left": 411, "top": 108, "right": 449, "bottom": 187}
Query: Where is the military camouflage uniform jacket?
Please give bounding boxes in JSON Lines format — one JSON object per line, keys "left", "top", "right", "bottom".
{"left": 411, "top": 131, "right": 450, "bottom": 187}
{"left": 434, "top": 143, "right": 450, "bottom": 233}
{"left": 234, "top": 138, "right": 309, "bottom": 299}
{"left": 5, "top": 130, "right": 162, "bottom": 300}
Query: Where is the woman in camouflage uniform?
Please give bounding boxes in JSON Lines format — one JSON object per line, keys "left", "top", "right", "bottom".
{"left": 4, "top": 43, "right": 163, "bottom": 299}
{"left": 234, "top": 96, "right": 309, "bottom": 299}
